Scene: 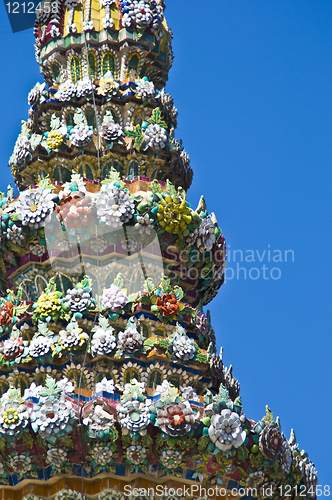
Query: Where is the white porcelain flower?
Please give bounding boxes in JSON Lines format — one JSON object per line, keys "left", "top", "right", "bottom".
{"left": 91, "top": 327, "right": 116, "bottom": 356}
{"left": 135, "top": 78, "right": 155, "bottom": 100}
{"left": 76, "top": 79, "right": 95, "bottom": 99}
{"left": 196, "top": 216, "right": 216, "bottom": 252}
{"left": 9, "top": 454, "right": 31, "bottom": 475}
{"left": 101, "top": 285, "right": 127, "bottom": 312}
{"left": 99, "top": 122, "right": 123, "bottom": 142}
{"left": 54, "top": 80, "right": 76, "bottom": 101}
{"left": 31, "top": 396, "right": 74, "bottom": 438}
{"left": 134, "top": 213, "right": 154, "bottom": 234}
{"left": 16, "top": 187, "right": 55, "bottom": 229}
{"left": 144, "top": 124, "right": 167, "bottom": 149}
{"left": 6, "top": 224, "right": 25, "bottom": 244}
{"left": 46, "top": 448, "right": 68, "bottom": 468}
{"left": 59, "top": 322, "right": 89, "bottom": 350}
{"left": 95, "top": 377, "right": 115, "bottom": 393}
{"left": 29, "top": 335, "right": 53, "bottom": 357}
{"left": 171, "top": 334, "right": 196, "bottom": 361}
{"left": 208, "top": 409, "right": 246, "bottom": 451}
{"left": 90, "top": 443, "right": 113, "bottom": 465}
{"left": 0, "top": 389, "right": 29, "bottom": 440}
{"left": 117, "top": 398, "right": 150, "bottom": 433}
{"left": 70, "top": 124, "right": 93, "bottom": 147}
{"left": 96, "top": 183, "right": 135, "bottom": 227}
{"left": 12, "top": 136, "right": 31, "bottom": 165}
{"left": 29, "top": 240, "right": 46, "bottom": 256}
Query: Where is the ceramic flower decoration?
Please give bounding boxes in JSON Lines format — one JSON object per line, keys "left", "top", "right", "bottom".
{"left": 16, "top": 187, "right": 55, "bottom": 229}
{"left": 99, "top": 122, "right": 123, "bottom": 143}
{"left": 30, "top": 376, "right": 76, "bottom": 441}
{"left": 117, "top": 317, "right": 143, "bottom": 354}
{"left": 126, "top": 445, "right": 147, "bottom": 465}
{"left": 69, "top": 124, "right": 93, "bottom": 147}
{"left": 96, "top": 182, "right": 135, "bottom": 228}
{"left": 157, "top": 401, "right": 195, "bottom": 437}
{"left": 154, "top": 184, "right": 192, "bottom": 235}
{"left": 144, "top": 124, "right": 167, "bottom": 149}
{"left": 54, "top": 81, "right": 76, "bottom": 101}
{"left": 160, "top": 449, "right": 183, "bottom": 469}
{"left": 169, "top": 328, "right": 196, "bottom": 362}
{"left": 135, "top": 77, "right": 155, "bottom": 101}
{"left": 90, "top": 316, "right": 117, "bottom": 356}
{"left": 0, "top": 388, "right": 29, "bottom": 443}
{"left": 97, "top": 77, "right": 119, "bottom": 97}
{"left": 59, "top": 319, "right": 89, "bottom": 350}
{"left": 196, "top": 216, "right": 216, "bottom": 252}
{"left": 46, "top": 130, "right": 64, "bottom": 149}
{"left": 208, "top": 409, "right": 246, "bottom": 451}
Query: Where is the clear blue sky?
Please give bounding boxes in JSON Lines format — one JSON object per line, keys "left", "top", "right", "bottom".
{"left": 0, "top": 0, "right": 331, "bottom": 486}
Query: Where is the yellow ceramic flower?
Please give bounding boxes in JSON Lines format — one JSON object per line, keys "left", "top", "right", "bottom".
{"left": 35, "top": 292, "right": 62, "bottom": 319}
{"left": 97, "top": 78, "right": 119, "bottom": 97}
{"left": 46, "top": 130, "right": 63, "bottom": 150}
{"left": 157, "top": 196, "right": 192, "bottom": 234}
{"left": 3, "top": 408, "right": 18, "bottom": 424}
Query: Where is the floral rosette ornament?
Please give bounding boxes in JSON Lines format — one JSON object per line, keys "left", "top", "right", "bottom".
{"left": 97, "top": 77, "right": 119, "bottom": 98}
{"left": 208, "top": 408, "right": 246, "bottom": 452}
{"left": 258, "top": 422, "right": 292, "bottom": 473}
{"left": 62, "top": 276, "right": 95, "bottom": 318}
{"left": 11, "top": 136, "right": 32, "bottom": 166}
{"left": 30, "top": 376, "right": 76, "bottom": 443}
{"left": 90, "top": 315, "right": 117, "bottom": 356}
{"left": 96, "top": 180, "right": 135, "bottom": 228}
{"left": 46, "top": 129, "right": 64, "bottom": 150}
{"left": 8, "top": 453, "right": 32, "bottom": 477}
{"left": 46, "top": 448, "right": 68, "bottom": 469}
{"left": 196, "top": 215, "right": 216, "bottom": 252}
{"left": 16, "top": 184, "right": 55, "bottom": 229}
{"left": 101, "top": 273, "right": 128, "bottom": 319}
{"left": 117, "top": 379, "right": 150, "bottom": 436}
{"left": 146, "top": 276, "right": 194, "bottom": 323}
{"left": 168, "top": 323, "right": 197, "bottom": 362}
{"left": 29, "top": 321, "right": 57, "bottom": 360}
{"left": 32, "top": 277, "right": 63, "bottom": 323}
{"left": 54, "top": 80, "right": 76, "bottom": 101}
{"left": 58, "top": 319, "right": 89, "bottom": 351}
{"left": 0, "top": 388, "right": 30, "bottom": 443}
{"left": 90, "top": 443, "right": 114, "bottom": 467}
{"left": 150, "top": 180, "right": 192, "bottom": 235}
{"left": 157, "top": 401, "right": 195, "bottom": 437}
{"left": 134, "top": 77, "right": 155, "bottom": 101}
{"left": 99, "top": 122, "right": 123, "bottom": 146}
{"left": 160, "top": 449, "right": 183, "bottom": 470}
{"left": 69, "top": 124, "right": 93, "bottom": 148}
{"left": 1, "top": 325, "right": 29, "bottom": 365}
{"left": 56, "top": 190, "right": 94, "bottom": 230}
{"left": 117, "top": 317, "right": 143, "bottom": 355}
{"left": 126, "top": 445, "right": 147, "bottom": 466}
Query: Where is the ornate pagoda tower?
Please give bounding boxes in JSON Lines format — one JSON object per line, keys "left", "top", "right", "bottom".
{"left": 0, "top": 1, "right": 317, "bottom": 499}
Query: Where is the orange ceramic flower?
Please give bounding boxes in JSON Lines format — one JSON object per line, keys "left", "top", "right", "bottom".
{"left": 0, "top": 302, "right": 14, "bottom": 327}
{"left": 56, "top": 193, "right": 93, "bottom": 229}
{"left": 157, "top": 293, "right": 179, "bottom": 317}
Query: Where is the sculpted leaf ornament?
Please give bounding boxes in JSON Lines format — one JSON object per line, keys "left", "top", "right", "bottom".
{"left": 125, "top": 124, "right": 143, "bottom": 151}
